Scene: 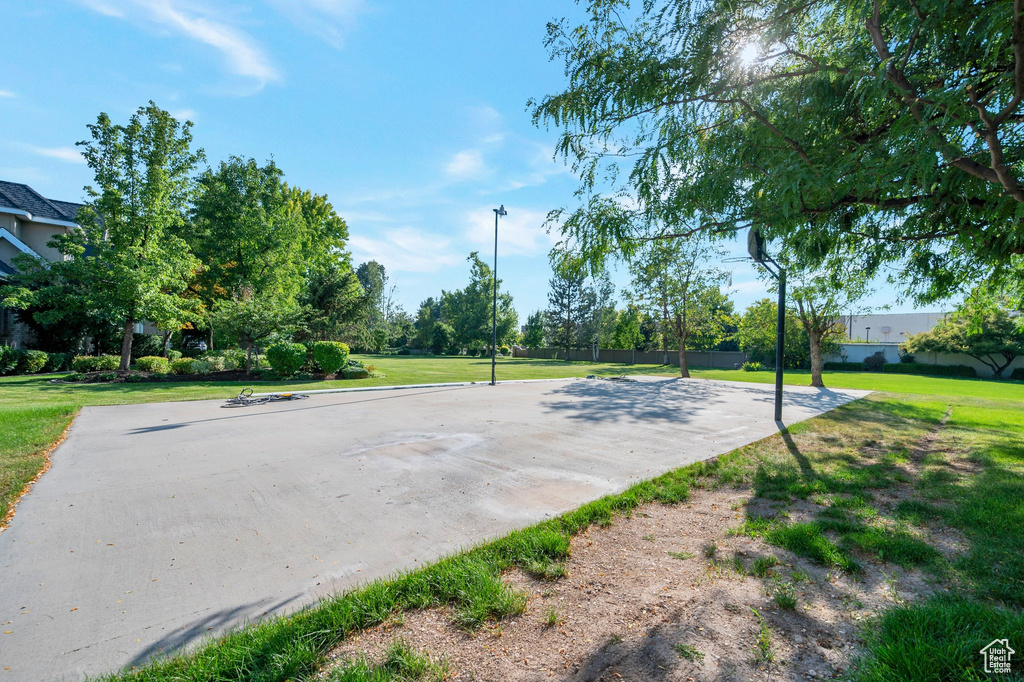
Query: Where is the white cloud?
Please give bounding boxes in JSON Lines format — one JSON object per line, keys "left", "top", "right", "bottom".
{"left": 463, "top": 206, "right": 555, "bottom": 257}
{"left": 502, "top": 142, "right": 568, "bottom": 190}
{"left": 170, "top": 108, "right": 198, "bottom": 122}
{"left": 265, "top": 0, "right": 366, "bottom": 49}
{"left": 445, "top": 149, "right": 486, "bottom": 180}
{"left": 349, "top": 226, "right": 461, "bottom": 273}
{"left": 27, "top": 146, "right": 86, "bottom": 164}
{"left": 78, "top": 0, "right": 280, "bottom": 89}
{"left": 0, "top": 90, "right": 16, "bottom": 99}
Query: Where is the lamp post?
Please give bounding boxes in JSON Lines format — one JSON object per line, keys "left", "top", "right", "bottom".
{"left": 748, "top": 227, "right": 786, "bottom": 423}
{"left": 865, "top": 326, "right": 871, "bottom": 343}
{"left": 491, "top": 205, "right": 507, "bottom": 386}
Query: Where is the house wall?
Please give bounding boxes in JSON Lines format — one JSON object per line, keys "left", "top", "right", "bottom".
{"left": 0, "top": 239, "right": 21, "bottom": 266}
{"left": 0, "top": 308, "right": 34, "bottom": 349}
{"left": 19, "top": 221, "right": 67, "bottom": 261}
{"left": 0, "top": 214, "right": 17, "bottom": 234}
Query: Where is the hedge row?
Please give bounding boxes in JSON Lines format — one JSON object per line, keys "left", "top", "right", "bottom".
{"left": 0, "top": 347, "right": 75, "bottom": 375}
{"left": 881, "top": 363, "right": 977, "bottom": 377}
{"left": 822, "top": 360, "right": 977, "bottom": 377}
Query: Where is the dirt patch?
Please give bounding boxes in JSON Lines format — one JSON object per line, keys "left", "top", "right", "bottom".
{"left": 323, "top": 489, "right": 935, "bottom": 681}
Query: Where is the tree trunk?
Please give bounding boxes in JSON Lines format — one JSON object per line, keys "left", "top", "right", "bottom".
{"left": 245, "top": 341, "right": 253, "bottom": 375}
{"left": 808, "top": 330, "right": 825, "bottom": 387}
{"left": 161, "top": 331, "right": 172, "bottom": 357}
{"left": 678, "top": 342, "right": 690, "bottom": 378}
{"left": 119, "top": 318, "right": 134, "bottom": 372}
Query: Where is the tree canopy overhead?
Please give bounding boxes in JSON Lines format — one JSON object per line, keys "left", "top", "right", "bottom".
{"left": 531, "top": 0, "right": 1024, "bottom": 303}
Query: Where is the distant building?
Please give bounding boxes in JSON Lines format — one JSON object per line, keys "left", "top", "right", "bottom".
{"left": 837, "top": 312, "right": 949, "bottom": 343}
{"left": 0, "top": 181, "right": 85, "bottom": 347}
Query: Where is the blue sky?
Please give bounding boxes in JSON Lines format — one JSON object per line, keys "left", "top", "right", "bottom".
{"left": 0, "top": 1, "right": 948, "bottom": 320}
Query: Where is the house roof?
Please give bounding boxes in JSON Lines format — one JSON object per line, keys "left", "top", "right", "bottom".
{"left": 0, "top": 181, "right": 84, "bottom": 224}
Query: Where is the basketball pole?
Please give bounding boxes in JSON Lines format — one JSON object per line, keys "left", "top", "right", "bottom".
{"left": 748, "top": 227, "right": 785, "bottom": 423}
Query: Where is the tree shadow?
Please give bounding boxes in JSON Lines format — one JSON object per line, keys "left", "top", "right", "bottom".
{"left": 125, "top": 593, "right": 303, "bottom": 668}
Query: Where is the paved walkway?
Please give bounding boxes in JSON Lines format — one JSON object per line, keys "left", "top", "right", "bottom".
{"left": 0, "top": 377, "right": 868, "bottom": 680}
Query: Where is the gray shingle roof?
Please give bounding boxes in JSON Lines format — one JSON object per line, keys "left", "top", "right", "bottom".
{"left": 0, "top": 181, "right": 83, "bottom": 223}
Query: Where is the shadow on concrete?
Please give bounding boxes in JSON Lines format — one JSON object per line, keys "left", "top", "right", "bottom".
{"left": 125, "top": 593, "right": 303, "bottom": 668}
{"left": 538, "top": 379, "right": 856, "bottom": 426}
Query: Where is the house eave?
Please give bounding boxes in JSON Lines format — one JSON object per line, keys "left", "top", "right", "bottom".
{"left": 0, "top": 205, "right": 79, "bottom": 228}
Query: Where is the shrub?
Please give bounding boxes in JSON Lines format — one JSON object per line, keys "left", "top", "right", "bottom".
{"left": 1013, "top": 367, "right": 1024, "bottom": 381}
{"left": 170, "top": 358, "right": 196, "bottom": 375}
{"left": 864, "top": 351, "right": 887, "bottom": 372}
{"left": 97, "top": 371, "right": 118, "bottom": 382}
{"left": 64, "top": 372, "right": 87, "bottom": 382}
{"left": 742, "top": 361, "right": 766, "bottom": 372}
{"left": 192, "top": 360, "right": 212, "bottom": 376}
{"left": 346, "top": 358, "right": 364, "bottom": 368}
{"left": 881, "top": 363, "right": 977, "bottom": 377}
{"left": 205, "top": 356, "right": 225, "bottom": 372}
{"left": 500, "top": 345, "right": 510, "bottom": 355}
{"left": 342, "top": 366, "right": 370, "bottom": 380}
{"left": 125, "top": 373, "right": 148, "bottom": 383}
{"left": 313, "top": 341, "right": 350, "bottom": 374}
{"left": 823, "top": 361, "right": 866, "bottom": 372}
{"left": 220, "top": 349, "right": 245, "bottom": 370}
{"left": 44, "top": 352, "right": 71, "bottom": 372}
{"left": 0, "top": 346, "right": 20, "bottom": 375}
{"left": 17, "top": 350, "right": 48, "bottom": 374}
{"left": 167, "top": 349, "right": 183, "bottom": 361}
{"left": 266, "top": 343, "right": 307, "bottom": 376}
{"left": 136, "top": 356, "right": 171, "bottom": 374}
{"left": 131, "top": 333, "right": 164, "bottom": 359}
{"left": 72, "top": 356, "right": 99, "bottom": 373}
{"left": 95, "top": 355, "right": 120, "bottom": 371}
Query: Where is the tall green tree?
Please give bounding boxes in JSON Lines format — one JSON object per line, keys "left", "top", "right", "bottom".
{"left": 788, "top": 269, "right": 871, "bottom": 386}
{"left": 522, "top": 311, "right": 547, "bottom": 349}
{"left": 190, "top": 158, "right": 306, "bottom": 307}
{"left": 5, "top": 103, "right": 203, "bottom": 370}
{"left": 531, "top": 0, "right": 1024, "bottom": 306}
{"left": 612, "top": 304, "right": 645, "bottom": 350}
{"left": 441, "top": 253, "right": 518, "bottom": 352}
{"left": 545, "top": 256, "right": 596, "bottom": 360}
{"left": 412, "top": 297, "right": 442, "bottom": 350}
{"left": 626, "top": 236, "right": 726, "bottom": 377}
{"left": 737, "top": 299, "right": 810, "bottom": 369}
{"left": 299, "top": 261, "right": 364, "bottom": 341}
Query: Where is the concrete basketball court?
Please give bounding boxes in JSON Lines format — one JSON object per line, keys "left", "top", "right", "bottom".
{"left": 0, "top": 376, "right": 868, "bottom": 680}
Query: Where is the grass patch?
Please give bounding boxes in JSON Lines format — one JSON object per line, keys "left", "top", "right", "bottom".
{"left": 0, "top": 404, "right": 77, "bottom": 524}
{"left": 542, "top": 606, "right": 563, "bottom": 628}
{"left": 741, "top": 519, "right": 861, "bottom": 572}
{"left": 674, "top": 643, "right": 704, "bottom": 663}
{"left": 750, "top": 607, "right": 775, "bottom": 663}
{"left": 326, "top": 639, "right": 447, "bottom": 682}
{"left": 852, "top": 595, "right": 1024, "bottom": 682}
{"left": 751, "top": 555, "right": 780, "bottom": 577}
{"left": 668, "top": 550, "right": 695, "bottom": 560}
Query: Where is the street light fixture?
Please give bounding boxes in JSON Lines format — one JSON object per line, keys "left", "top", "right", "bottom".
{"left": 491, "top": 205, "right": 507, "bottom": 386}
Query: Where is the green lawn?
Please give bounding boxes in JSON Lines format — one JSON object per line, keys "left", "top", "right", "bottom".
{"left": 2, "top": 355, "right": 1022, "bottom": 680}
